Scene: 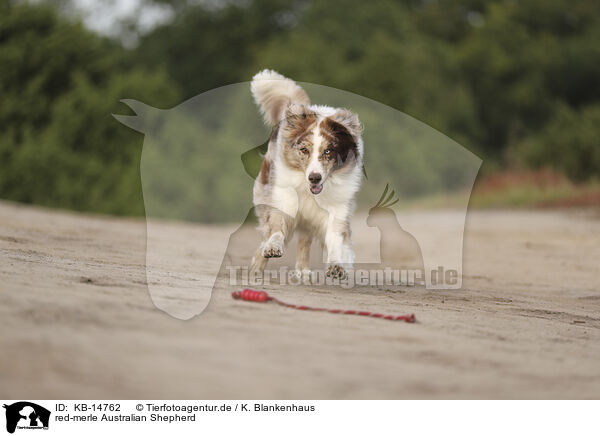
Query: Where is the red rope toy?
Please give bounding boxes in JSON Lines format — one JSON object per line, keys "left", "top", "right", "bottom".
{"left": 232, "top": 289, "right": 416, "bottom": 323}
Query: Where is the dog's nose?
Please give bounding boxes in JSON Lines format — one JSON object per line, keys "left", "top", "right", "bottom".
{"left": 308, "top": 172, "right": 322, "bottom": 184}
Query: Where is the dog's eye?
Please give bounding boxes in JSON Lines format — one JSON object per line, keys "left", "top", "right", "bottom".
{"left": 300, "top": 147, "right": 309, "bottom": 155}
{"left": 324, "top": 149, "right": 332, "bottom": 156}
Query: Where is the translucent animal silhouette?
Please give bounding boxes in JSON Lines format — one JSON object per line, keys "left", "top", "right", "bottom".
{"left": 114, "top": 80, "right": 481, "bottom": 319}
{"left": 366, "top": 184, "right": 424, "bottom": 272}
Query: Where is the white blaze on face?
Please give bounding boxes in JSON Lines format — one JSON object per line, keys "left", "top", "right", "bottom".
{"left": 306, "top": 124, "right": 325, "bottom": 183}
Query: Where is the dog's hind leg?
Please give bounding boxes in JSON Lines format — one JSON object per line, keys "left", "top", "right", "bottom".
{"left": 250, "top": 245, "right": 268, "bottom": 274}
{"left": 295, "top": 230, "right": 312, "bottom": 274}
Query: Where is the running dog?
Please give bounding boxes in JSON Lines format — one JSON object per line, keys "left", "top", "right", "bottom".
{"left": 250, "top": 70, "right": 364, "bottom": 279}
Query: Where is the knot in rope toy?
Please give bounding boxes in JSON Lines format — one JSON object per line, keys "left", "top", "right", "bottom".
{"left": 232, "top": 288, "right": 416, "bottom": 323}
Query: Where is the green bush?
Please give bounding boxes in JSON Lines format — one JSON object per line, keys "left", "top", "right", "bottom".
{"left": 0, "top": 1, "right": 179, "bottom": 215}
{"left": 515, "top": 104, "right": 600, "bottom": 181}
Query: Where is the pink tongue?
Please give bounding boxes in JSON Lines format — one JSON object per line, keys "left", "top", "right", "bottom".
{"left": 310, "top": 184, "right": 323, "bottom": 194}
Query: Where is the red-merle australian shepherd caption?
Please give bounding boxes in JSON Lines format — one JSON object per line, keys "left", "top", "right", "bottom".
{"left": 250, "top": 70, "right": 364, "bottom": 280}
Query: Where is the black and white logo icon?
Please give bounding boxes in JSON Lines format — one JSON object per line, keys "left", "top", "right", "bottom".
{"left": 3, "top": 402, "right": 50, "bottom": 434}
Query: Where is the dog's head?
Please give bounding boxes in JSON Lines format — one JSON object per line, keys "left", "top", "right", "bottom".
{"left": 280, "top": 103, "right": 362, "bottom": 195}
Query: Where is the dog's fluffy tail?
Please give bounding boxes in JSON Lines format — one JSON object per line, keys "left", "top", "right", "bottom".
{"left": 251, "top": 69, "right": 310, "bottom": 126}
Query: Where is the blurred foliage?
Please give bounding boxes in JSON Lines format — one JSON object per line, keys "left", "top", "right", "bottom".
{"left": 514, "top": 104, "right": 600, "bottom": 181}
{"left": 1, "top": 0, "right": 599, "bottom": 220}
{"left": 135, "top": 0, "right": 301, "bottom": 95}
{"left": 0, "top": 0, "right": 179, "bottom": 214}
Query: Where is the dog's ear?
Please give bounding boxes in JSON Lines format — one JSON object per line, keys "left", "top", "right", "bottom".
{"left": 283, "top": 103, "right": 312, "bottom": 121}
{"left": 282, "top": 103, "right": 317, "bottom": 140}
{"left": 329, "top": 109, "right": 362, "bottom": 139}
{"left": 321, "top": 113, "right": 360, "bottom": 163}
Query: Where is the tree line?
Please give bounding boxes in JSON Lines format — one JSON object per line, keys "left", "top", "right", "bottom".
{"left": 1, "top": 0, "right": 598, "bottom": 219}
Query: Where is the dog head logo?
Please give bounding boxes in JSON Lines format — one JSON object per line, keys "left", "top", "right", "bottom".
{"left": 3, "top": 402, "right": 50, "bottom": 434}
{"left": 114, "top": 77, "right": 481, "bottom": 320}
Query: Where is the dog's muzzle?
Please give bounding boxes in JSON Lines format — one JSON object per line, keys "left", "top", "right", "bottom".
{"left": 309, "top": 184, "right": 323, "bottom": 195}
{"left": 308, "top": 172, "right": 323, "bottom": 195}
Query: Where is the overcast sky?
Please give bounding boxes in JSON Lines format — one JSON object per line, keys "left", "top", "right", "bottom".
{"left": 72, "top": 0, "right": 173, "bottom": 36}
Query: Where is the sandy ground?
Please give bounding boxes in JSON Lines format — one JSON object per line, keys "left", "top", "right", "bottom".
{"left": 1, "top": 200, "right": 599, "bottom": 399}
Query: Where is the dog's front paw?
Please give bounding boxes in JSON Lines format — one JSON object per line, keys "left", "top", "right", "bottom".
{"left": 326, "top": 264, "right": 347, "bottom": 280}
{"left": 263, "top": 247, "right": 282, "bottom": 258}
{"left": 262, "top": 233, "right": 284, "bottom": 258}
